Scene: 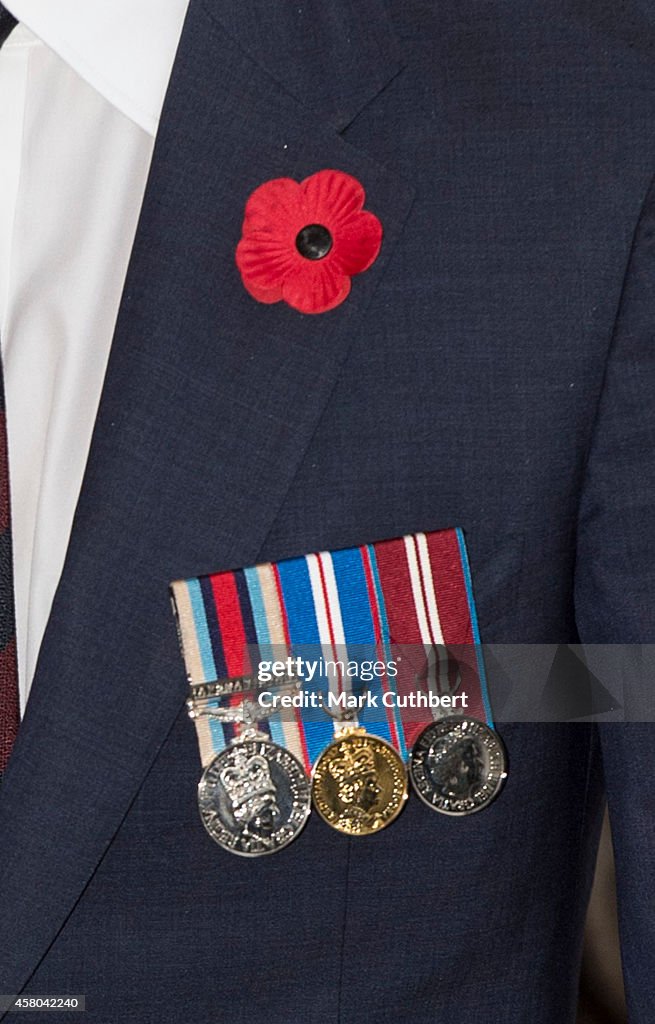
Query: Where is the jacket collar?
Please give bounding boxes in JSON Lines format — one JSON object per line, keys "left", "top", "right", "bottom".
{"left": 4, "top": 0, "right": 189, "bottom": 134}
{"left": 203, "top": 0, "right": 404, "bottom": 130}
{"left": 5, "top": 0, "right": 403, "bottom": 134}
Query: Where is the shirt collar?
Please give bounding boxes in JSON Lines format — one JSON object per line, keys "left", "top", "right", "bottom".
{"left": 4, "top": 0, "right": 189, "bottom": 135}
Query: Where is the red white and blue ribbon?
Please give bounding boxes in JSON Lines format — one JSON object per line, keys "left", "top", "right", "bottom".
{"left": 171, "top": 529, "right": 491, "bottom": 771}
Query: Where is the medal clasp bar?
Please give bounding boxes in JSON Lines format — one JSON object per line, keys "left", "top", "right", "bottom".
{"left": 186, "top": 673, "right": 300, "bottom": 720}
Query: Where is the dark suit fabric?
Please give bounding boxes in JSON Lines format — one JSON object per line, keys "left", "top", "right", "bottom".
{"left": 0, "top": 2, "right": 654, "bottom": 1021}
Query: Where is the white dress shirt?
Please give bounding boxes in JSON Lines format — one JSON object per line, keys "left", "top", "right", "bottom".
{"left": 0, "top": 1, "right": 188, "bottom": 710}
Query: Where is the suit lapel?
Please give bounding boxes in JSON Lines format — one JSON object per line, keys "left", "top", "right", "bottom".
{"left": 206, "top": 0, "right": 405, "bottom": 129}
{"left": 0, "top": 0, "right": 414, "bottom": 1000}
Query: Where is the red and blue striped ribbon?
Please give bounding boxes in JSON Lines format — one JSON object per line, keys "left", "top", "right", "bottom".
{"left": 171, "top": 528, "right": 491, "bottom": 771}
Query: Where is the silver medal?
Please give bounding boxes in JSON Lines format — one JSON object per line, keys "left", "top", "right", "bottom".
{"left": 198, "top": 734, "right": 311, "bottom": 856}
{"left": 409, "top": 716, "right": 507, "bottom": 816}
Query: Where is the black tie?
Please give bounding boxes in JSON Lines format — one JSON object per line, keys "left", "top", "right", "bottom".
{"left": 0, "top": 2, "right": 20, "bottom": 779}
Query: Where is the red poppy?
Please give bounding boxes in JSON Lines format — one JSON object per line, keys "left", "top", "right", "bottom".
{"left": 236, "top": 169, "right": 383, "bottom": 314}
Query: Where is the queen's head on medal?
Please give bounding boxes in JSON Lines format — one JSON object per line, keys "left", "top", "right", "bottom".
{"left": 427, "top": 736, "right": 484, "bottom": 801}
{"left": 220, "top": 748, "right": 281, "bottom": 839}
{"left": 328, "top": 740, "right": 382, "bottom": 817}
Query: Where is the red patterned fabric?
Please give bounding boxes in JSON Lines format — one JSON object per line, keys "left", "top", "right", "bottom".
{"left": 236, "top": 169, "right": 382, "bottom": 314}
{"left": 0, "top": 639, "right": 19, "bottom": 775}
{"left": 0, "top": 404, "right": 19, "bottom": 776}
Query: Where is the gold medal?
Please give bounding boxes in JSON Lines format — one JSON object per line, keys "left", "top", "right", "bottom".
{"left": 311, "top": 726, "right": 408, "bottom": 836}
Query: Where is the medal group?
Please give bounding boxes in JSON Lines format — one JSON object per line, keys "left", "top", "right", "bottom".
{"left": 187, "top": 677, "right": 507, "bottom": 857}
{"left": 171, "top": 529, "right": 508, "bottom": 858}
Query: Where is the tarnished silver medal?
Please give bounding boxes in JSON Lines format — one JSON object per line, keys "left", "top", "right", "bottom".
{"left": 409, "top": 716, "right": 507, "bottom": 816}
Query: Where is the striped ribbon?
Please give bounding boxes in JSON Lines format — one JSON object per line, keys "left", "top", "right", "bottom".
{"left": 171, "top": 529, "right": 492, "bottom": 772}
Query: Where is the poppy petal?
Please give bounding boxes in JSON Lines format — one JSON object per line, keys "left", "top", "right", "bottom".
{"left": 331, "top": 210, "right": 383, "bottom": 275}
{"left": 240, "top": 278, "right": 284, "bottom": 304}
{"left": 242, "top": 178, "right": 305, "bottom": 239}
{"left": 282, "top": 261, "right": 351, "bottom": 314}
{"left": 300, "top": 170, "right": 366, "bottom": 230}
{"left": 236, "top": 233, "right": 300, "bottom": 291}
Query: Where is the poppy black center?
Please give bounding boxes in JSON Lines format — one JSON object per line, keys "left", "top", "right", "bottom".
{"left": 295, "top": 223, "right": 333, "bottom": 260}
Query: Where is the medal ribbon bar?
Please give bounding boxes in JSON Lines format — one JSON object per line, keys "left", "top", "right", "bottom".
{"left": 171, "top": 528, "right": 493, "bottom": 773}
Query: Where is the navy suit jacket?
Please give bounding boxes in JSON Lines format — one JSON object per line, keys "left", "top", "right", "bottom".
{"left": 1, "top": 1, "right": 654, "bottom": 1021}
